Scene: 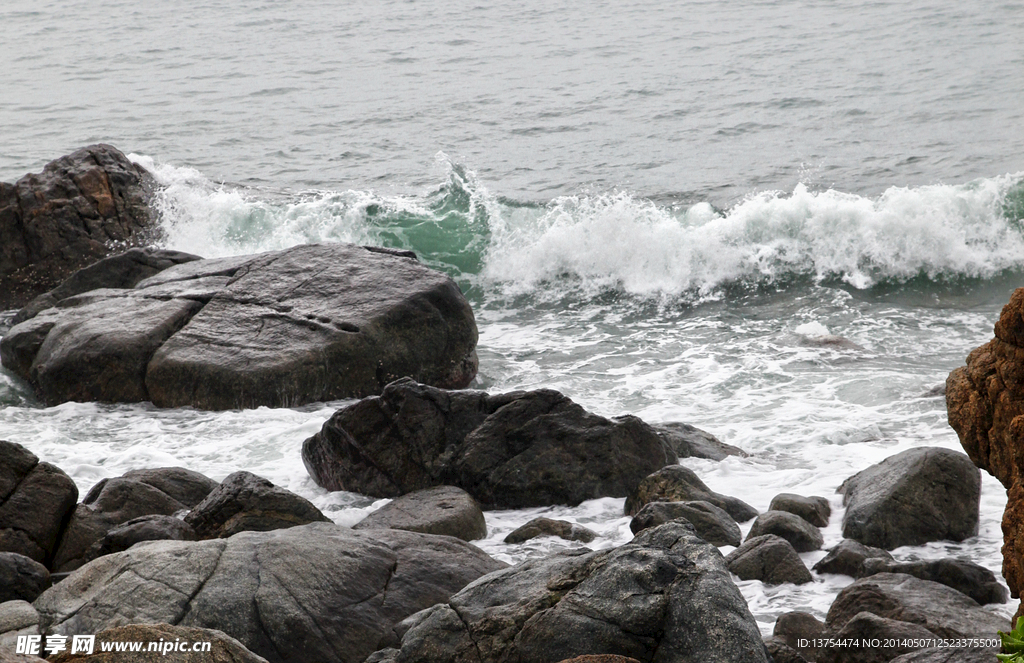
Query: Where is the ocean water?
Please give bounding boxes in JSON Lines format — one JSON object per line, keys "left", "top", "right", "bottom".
{"left": 3, "top": 0, "right": 1024, "bottom": 637}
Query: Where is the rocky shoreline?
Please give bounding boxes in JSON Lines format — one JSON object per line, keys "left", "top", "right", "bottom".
{"left": 0, "top": 147, "right": 1016, "bottom": 662}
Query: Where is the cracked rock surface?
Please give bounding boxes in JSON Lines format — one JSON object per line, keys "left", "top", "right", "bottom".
{"left": 33, "top": 522, "right": 505, "bottom": 663}
{"left": 0, "top": 145, "right": 156, "bottom": 311}
{"left": 1, "top": 242, "right": 479, "bottom": 409}
{"left": 367, "top": 522, "right": 768, "bottom": 663}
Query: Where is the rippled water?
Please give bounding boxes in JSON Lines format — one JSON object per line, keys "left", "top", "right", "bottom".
{"left": 2, "top": 0, "right": 1023, "bottom": 637}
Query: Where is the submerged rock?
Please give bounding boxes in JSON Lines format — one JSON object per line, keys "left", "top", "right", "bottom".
{"left": 624, "top": 464, "right": 758, "bottom": 521}
{"left": 303, "top": 378, "right": 675, "bottom": 508}
{"left": 35, "top": 522, "right": 506, "bottom": 663}
{"left": 648, "top": 422, "right": 747, "bottom": 460}
{"left": 947, "top": 287, "right": 1024, "bottom": 613}
{"left": 369, "top": 522, "right": 769, "bottom": 662}
{"left": 0, "top": 441, "right": 78, "bottom": 566}
{"left": 503, "top": 517, "right": 597, "bottom": 544}
{"left": 812, "top": 539, "right": 893, "bottom": 578}
{"left": 725, "top": 534, "right": 812, "bottom": 585}
{"left": 0, "top": 145, "right": 156, "bottom": 311}
{"left": 1, "top": 243, "right": 479, "bottom": 409}
{"left": 838, "top": 447, "right": 980, "bottom": 550}
{"left": 354, "top": 486, "right": 487, "bottom": 541}
{"left": 628, "top": 500, "right": 741, "bottom": 547}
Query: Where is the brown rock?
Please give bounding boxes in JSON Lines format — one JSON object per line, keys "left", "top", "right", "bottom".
{"left": 947, "top": 287, "right": 1024, "bottom": 615}
{"left": 0, "top": 145, "right": 155, "bottom": 310}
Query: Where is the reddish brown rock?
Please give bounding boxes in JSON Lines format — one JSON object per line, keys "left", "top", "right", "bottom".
{"left": 947, "top": 287, "right": 1024, "bottom": 617}
{"left": 0, "top": 145, "right": 156, "bottom": 310}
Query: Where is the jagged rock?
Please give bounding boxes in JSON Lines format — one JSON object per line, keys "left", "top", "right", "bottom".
{"left": 725, "top": 534, "right": 812, "bottom": 585}
{"left": 746, "top": 510, "right": 823, "bottom": 552}
{"left": 503, "top": 517, "right": 597, "bottom": 544}
{"left": 769, "top": 493, "right": 831, "bottom": 527}
{"left": 947, "top": 287, "right": 1024, "bottom": 613}
{"left": 369, "top": 522, "right": 769, "bottom": 662}
{"left": 763, "top": 638, "right": 808, "bottom": 663}
{"left": 303, "top": 379, "right": 675, "bottom": 508}
{"left": 628, "top": 500, "right": 741, "bottom": 547}
{"left": 817, "top": 612, "right": 938, "bottom": 663}
{"left": 859, "top": 557, "right": 1008, "bottom": 605}
{"left": 82, "top": 514, "right": 197, "bottom": 563}
{"left": 0, "top": 553, "right": 49, "bottom": 603}
{"left": 624, "top": 464, "right": 758, "bottom": 521}
{"left": 1, "top": 243, "right": 478, "bottom": 409}
{"left": 648, "top": 422, "right": 747, "bottom": 460}
{"left": 0, "top": 145, "right": 156, "bottom": 311}
{"left": 51, "top": 477, "right": 190, "bottom": 572}
{"left": 812, "top": 539, "right": 893, "bottom": 577}
{"left": 838, "top": 448, "right": 980, "bottom": 550}
{"left": 0, "top": 441, "right": 78, "bottom": 566}
{"left": 119, "top": 467, "right": 218, "bottom": 508}
{"left": 34, "top": 522, "right": 505, "bottom": 663}
{"left": 49, "top": 623, "right": 269, "bottom": 662}
{"left": 353, "top": 486, "right": 487, "bottom": 541}
{"left": 183, "top": 471, "right": 329, "bottom": 539}
{"left": 773, "top": 611, "right": 823, "bottom": 661}
{"left": 12, "top": 247, "right": 200, "bottom": 325}
{"left": 825, "top": 573, "right": 1008, "bottom": 640}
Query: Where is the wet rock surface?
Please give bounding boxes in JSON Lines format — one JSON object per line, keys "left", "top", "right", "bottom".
{"left": 859, "top": 557, "right": 1008, "bottom": 605}
{"left": 303, "top": 378, "right": 675, "bottom": 508}
{"left": 648, "top": 422, "right": 747, "bottom": 461}
{"left": 812, "top": 539, "right": 893, "bottom": 578}
{"left": 0, "top": 145, "right": 156, "bottom": 311}
{"left": 725, "top": 534, "right": 812, "bottom": 585}
{"left": 624, "top": 464, "right": 758, "bottom": 521}
{"left": 628, "top": 500, "right": 741, "bottom": 547}
{"left": 769, "top": 493, "right": 831, "bottom": 527}
{"left": 49, "top": 623, "right": 269, "bottom": 663}
{"left": 745, "top": 510, "right": 823, "bottom": 552}
{"left": 838, "top": 447, "right": 980, "bottom": 550}
{"left": 353, "top": 485, "right": 487, "bottom": 541}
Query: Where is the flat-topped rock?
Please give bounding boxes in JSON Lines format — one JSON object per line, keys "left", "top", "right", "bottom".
{"left": 0, "top": 145, "right": 156, "bottom": 311}
{"left": 353, "top": 486, "right": 487, "bottom": 541}
{"left": 1, "top": 243, "right": 479, "bottom": 409}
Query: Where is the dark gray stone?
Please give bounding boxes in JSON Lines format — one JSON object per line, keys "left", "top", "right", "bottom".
{"left": 773, "top": 611, "right": 823, "bottom": 661}
{"left": 83, "top": 514, "right": 197, "bottom": 563}
{"left": 12, "top": 247, "right": 200, "bottom": 325}
{"left": 34, "top": 522, "right": 506, "bottom": 663}
{"left": 354, "top": 486, "right": 486, "bottom": 541}
{"left": 52, "top": 476, "right": 188, "bottom": 572}
{"left": 746, "top": 510, "right": 823, "bottom": 552}
{"left": 763, "top": 638, "right": 808, "bottom": 663}
{"left": 812, "top": 539, "right": 893, "bottom": 577}
{"left": 371, "top": 522, "right": 769, "bottom": 663}
{"left": 0, "top": 441, "right": 78, "bottom": 566}
{"left": 838, "top": 448, "right": 980, "bottom": 550}
{"left": 769, "top": 493, "right": 831, "bottom": 528}
{"left": 628, "top": 500, "right": 741, "bottom": 546}
{"left": 0, "top": 145, "right": 156, "bottom": 311}
{"left": 648, "top": 422, "right": 747, "bottom": 461}
{"left": 183, "top": 471, "right": 329, "bottom": 539}
{"left": 624, "top": 464, "right": 758, "bottom": 521}
{"left": 303, "top": 379, "right": 676, "bottom": 508}
{"left": 503, "top": 517, "right": 596, "bottom": 544}
{"left": 121, "top": 467, "right": 219, "bottom": 508}
{"left": 2, "top": 243, "right": 479, "bottom": 410}
{"left": 824, "top": 573, "right": 1009, "bottom": 640}
{"left": 0, "top": 552, "right": 49, "bottom": 603}
{"left": 859, "top": 557, "right": 1008, "bottom": 605}
{"left": 725, "top": 534, "right": 812, "bottom": 585}
{"left": 817, "top": 612, "right": 938, "bottom": 663}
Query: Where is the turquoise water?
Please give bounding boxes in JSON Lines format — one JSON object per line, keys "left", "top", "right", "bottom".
{"left": 2, "top": 0, "right": 1023, "bottom": 634}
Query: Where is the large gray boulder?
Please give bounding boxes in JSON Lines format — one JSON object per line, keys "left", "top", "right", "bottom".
{"left": 0, "top": 553, "right": 49, "bottom": 603}
{"left": 628, "top": 500, "right": 741, "bottom": 547}
{"left": 725, "top": 534, "right": 812, "bottom": 585}
{"left": 824, "top": 573, "right": 1008, "bottom": 640}
{"left": 354, "top": 486, "right": 487, "bottom": 541}
{"left": 183, "top": 471, "right": 329, "bottom": 539}
{"left": 303, "top": 378, "right": 675, "bottom": 508}
{"left": 768, "top": 493, "right": 830, "bottom": 528}
{"left": 745, "top": 510, "right": 823, "bottom": 552}
{"left": 859, "top": 557, "right": 1008, "bottom": 605}
{"left": 0, "top": 441, "right": 78, "bottom": 566}
{"left": 34, "top": 522, "right": 505, "bottom": 663}
{"left": 82, "top": 514, "right": 197, "bottom": 563}
{"left": 369, "top": 522, "right": 769, "bottom": 663}
{"left": 624, "top": 464, "right": 757, "bottom": 521}
{"left": 0, "top": 145, "right": 156, "bottom": 311}
{"left": 838, "top": 448, "right": 980, "bottom": 549}
{"left": 1, "top": 243, "right": 479, "bottom": 409}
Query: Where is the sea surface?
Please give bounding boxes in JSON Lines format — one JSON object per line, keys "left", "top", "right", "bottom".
{"left": 2, "top": 0, "right": 1024, "bottom": 635}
